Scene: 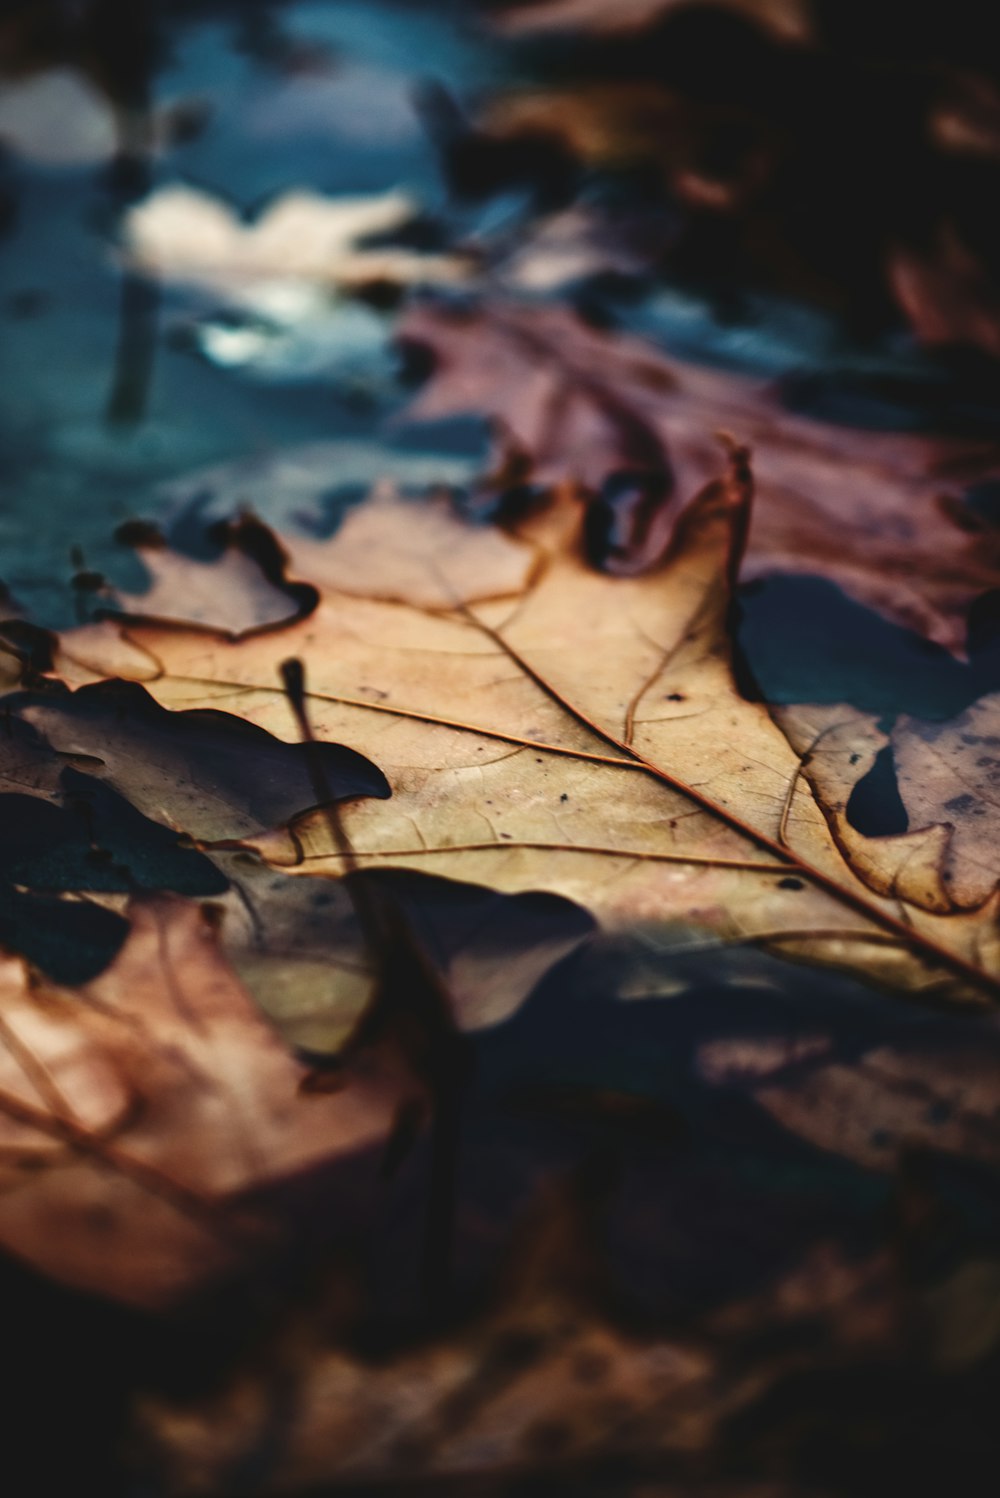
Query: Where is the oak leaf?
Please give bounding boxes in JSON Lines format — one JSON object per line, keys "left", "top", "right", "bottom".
{"left": 51, "top": 465, "right": 1000, "bottom": 1015}
{"left": 0, "top": 897, "right": 406, "bottom": 1309}
{"left": 7, "top": 678, "right": 390, "bottom": 842}
{"left": 401, "top": 299, "right": 1000, "bottom": 652}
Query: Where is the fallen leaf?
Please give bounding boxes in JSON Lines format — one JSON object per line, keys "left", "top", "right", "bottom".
{"left": 7, "top": 678, "right": 390, "bottom": 842}
{"left": 0, "top": 897, "right": 412, "bottom": 1309}
{"left": 699, "top": 1031, "right": 1000, "bottom": 1173}
{"left": 776, "top": 696, "right": 1000, "bottom": 912}
{"left": 130, "top": 1172, "right": 909, "bottom": 1496}
{"left": 51, "top": 463, "right": 1000, "bottom": 1007}
{"left": 400, "top": 299, "right": 1000, "bottom": 652}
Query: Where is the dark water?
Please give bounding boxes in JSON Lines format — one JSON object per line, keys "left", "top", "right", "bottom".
{"left": 0, "top": 1, "right": 498, "bottom": 622}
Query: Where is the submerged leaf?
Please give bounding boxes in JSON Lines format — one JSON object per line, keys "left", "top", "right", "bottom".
{"left": 123, "top": 185, "right": 470, "bottom": 297}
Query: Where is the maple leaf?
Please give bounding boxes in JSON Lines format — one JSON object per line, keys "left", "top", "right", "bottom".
{"left": 400, "top": 299, "right": 1000, "bottom": 653}
{"left": 50, "top": 460, "right": 1000, "bottom": 1014}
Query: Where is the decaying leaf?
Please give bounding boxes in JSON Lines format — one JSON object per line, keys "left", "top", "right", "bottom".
{"left": 698, "top": 1027, "right": 1000, "bottom": 1173}
{"left": 128, "top": 1174, "right": 936, "bottom": 1496}
{"left": 51, "top": 458, "right": 1000, "bottom": 1011}
{"left": 0, "top": 898, "right": 405, "bottom": 1308}
{"left": 401, "top": 299, "right": 1000, "bottom": 652}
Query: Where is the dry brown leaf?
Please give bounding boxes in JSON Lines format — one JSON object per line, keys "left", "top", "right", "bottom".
{"left": 51, "top": 464, "right": 1000, "bottom": 1011}
{"left": 401, "top": 300, "right": 1000, "bottom": 652}
{"left": 0, "top": 898, "right": 404, "bottom": 1309}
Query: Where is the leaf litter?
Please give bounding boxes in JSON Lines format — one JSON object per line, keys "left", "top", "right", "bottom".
{"left": 4, "top": 3, "right": 1000, "bottom": 1495}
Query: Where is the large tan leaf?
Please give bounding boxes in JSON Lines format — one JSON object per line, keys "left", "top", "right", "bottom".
{"left": 52, "top": 465, "right": 1000, "bottom": 1010}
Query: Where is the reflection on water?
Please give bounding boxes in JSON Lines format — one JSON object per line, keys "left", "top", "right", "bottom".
{"left": 0, "top": 1, "right": 494, "bottom": 622}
